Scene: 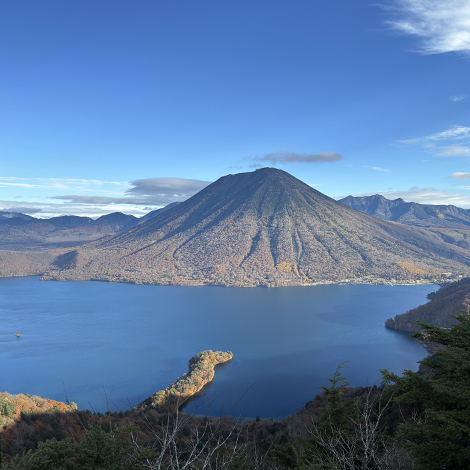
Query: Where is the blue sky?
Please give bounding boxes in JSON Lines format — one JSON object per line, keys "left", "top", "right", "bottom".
{"left": 1, "top": 0, "right": 470, "bottom": 217}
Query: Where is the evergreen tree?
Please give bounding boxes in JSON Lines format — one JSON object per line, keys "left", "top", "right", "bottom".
{"left": 382, "top": 312, "right": 470, "bottom": 469}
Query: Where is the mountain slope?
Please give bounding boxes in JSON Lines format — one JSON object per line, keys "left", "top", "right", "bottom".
{"left": 138, "top": 202, "right": 180, "bottom": 224}
{"left": 44, "top": 168, "right": 470, "bottom": 286}
{"left": 385, "top": 277, "right": 470, "bottom": 332}
{"left": 340, "top": 194, "right": 470, "bottom": 229}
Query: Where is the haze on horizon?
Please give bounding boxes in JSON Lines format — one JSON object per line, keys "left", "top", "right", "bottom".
{"left": 1, "top": 0, "right": 470, "bottom": 217}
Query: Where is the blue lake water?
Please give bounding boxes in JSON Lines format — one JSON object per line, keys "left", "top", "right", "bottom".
{"left": 0, "top": 276, "right": 435, "bottom": 418}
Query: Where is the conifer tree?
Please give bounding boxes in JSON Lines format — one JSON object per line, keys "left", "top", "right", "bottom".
{"left": 382, "top": 312, "right": 470, "bottom": 469}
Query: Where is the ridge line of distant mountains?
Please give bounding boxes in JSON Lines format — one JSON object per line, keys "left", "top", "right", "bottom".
{"left": 0, "top": 202, "right": 180, "bottom": 249}
{"left": 3, "top": 168, "right": 470, "bottom": 289}
{"left": 339, "top": 194, "right": 470, "bottom": 231}
{"left": 4, "top": 192, "right": 470, "bottom": 251}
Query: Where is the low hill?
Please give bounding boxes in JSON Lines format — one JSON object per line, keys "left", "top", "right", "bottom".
{"left": 42, "top": 168, "right": 470, "bottom": 286}
{"left": 385, "top": 277, "right": 470, "bottom": 333}
{"left": 339, "top": 194, "right": 470, "bottom": 229}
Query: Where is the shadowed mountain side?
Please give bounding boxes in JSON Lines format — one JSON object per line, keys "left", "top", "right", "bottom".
{"left": 43, "top": 168, "right": 470, "bottom": 286}
{"left": 0, "top": 250, "right": 61, "bottom": 277}
{"left": 385, "top": 276, "right": 470, "bottom": 333}
{"left": 340, "top": 194, "right": 470, "bottom": 230}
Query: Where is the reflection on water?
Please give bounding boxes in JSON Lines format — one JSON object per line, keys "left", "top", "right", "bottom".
{"left": 0, "top": 276, "right": 435, "bottom": 417}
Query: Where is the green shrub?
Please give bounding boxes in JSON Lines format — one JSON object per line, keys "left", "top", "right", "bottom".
{"left": 0, "top": 397, "right": 16, "bottom": 419}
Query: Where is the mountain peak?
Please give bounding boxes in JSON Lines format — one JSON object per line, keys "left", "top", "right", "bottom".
{"left": 45, "top": 169, "right": 470, "bottom": 286}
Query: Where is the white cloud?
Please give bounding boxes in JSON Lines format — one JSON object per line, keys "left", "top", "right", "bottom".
{"left": 398, "top": 125, "right": 470, "bottom": 157}
{"left": 0, "top": 176, "right": 212, "bottom": 218}
{"left": 365, "top": 166, "right": 390, "bottom": 172}
{"left": 0, "top": 198, "right": 151, "bottom": 218}
{"left": 343, "top": 186, "right": 470, "bottom": 208}
{"left": 0, "top": 177, "right": 129, "bottom": 194}
{"left": 448, "top": 172, "right": 470, "bottom": 180}
{"left": 435, "top": 145, "right": 470, "bottom": 157}
{"left": 250, "top": 151, "right": 342, "bottom": 166}
{"left": 450, "top": 95, "right": 466, "bottom": 101}
{"left": 388, "top": 0, "right": 470, "bottom": 54}
{"left": 399, "top": 125, "right": 470, "bottom": 144}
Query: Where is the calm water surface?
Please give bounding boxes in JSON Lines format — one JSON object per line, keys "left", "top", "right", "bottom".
{"left": 0, "top": 277, "right": 434, "bottom": 417}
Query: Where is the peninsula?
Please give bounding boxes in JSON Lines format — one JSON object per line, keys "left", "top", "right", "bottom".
{"left": 138, "top": 350, "right": 233, "bottom": 411}
{"left": 385, "top": 276, "right": 470, "bottom": 333}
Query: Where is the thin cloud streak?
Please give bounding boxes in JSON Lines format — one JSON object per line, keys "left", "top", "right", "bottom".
{"left": 250, "top": 151, "right": 342, "bottom": 166}
{"left": 387, "top": 0, "right": 470, "bottom": 54}
{"left": 0, "top": 176, "right": 130, "bottom": 194}
{"left": 0, "top": 176, "right": 127, "bottom": 186}
{"left": 127, "top": 177, "right": 211, "bottom": 197}
{"left": 51, "top": 194, "right": 172, "bottom": 206}
{"left": 0, "top": 199, "right": 149, "bottom": 218}
{"left": 399, "top": 125, "right": 470, "bottom": 144}
{"left": 365, "top": 166, "right": 390, "bottom": 172}
{"left": 398, "top": 125, "right": 470, "bottom": 157}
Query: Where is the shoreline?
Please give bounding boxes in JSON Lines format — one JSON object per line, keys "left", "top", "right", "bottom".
{"left": 37, "top": 273, "right": 463, "bottom": 287}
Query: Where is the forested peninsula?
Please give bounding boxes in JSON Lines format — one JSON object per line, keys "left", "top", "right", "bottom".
{"left": 138, "top": 350, "right": 233, "bottom": 411}
{"left": 385, "top": 276, "right": 470, "bottom": 332}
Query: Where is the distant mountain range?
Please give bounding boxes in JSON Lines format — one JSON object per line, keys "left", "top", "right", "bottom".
{"left": 0, "top": 203, "right": 179, "bottom": 249}
{"left": 339, "top": 194, "right": 470, "bottom": 230}
{"left": 39, "top": 168, "right": 470, "bottom": 286}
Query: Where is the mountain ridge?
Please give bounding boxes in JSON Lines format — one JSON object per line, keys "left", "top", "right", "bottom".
{"left": 339, "top": 194, "right": 470, "bottom": 229}
{"left": 42, "top": 168, "right": 470, "bottom": 286}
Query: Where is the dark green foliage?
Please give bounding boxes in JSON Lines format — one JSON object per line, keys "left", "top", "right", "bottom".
{"left": 0, "top": 399, "right": 16, "bottom": 419}
{"left": 11, "top": 438, "right": 76, "bottom": 470}
{"left": 73, "top": 425, "right": 137, "bottom": 470}
{"left": 382, "top": 312, "right": 470, "bottom": 469}
{"left": 8, "top": 425, "right": 155, "bottom": 470}
{"left": 270, "top": 443, "right": 303, "bottom": 469}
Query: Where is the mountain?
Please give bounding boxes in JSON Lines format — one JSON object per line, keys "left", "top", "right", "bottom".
{"left": 339, "top": 194, "right": 470, "bottom": 229}
{"left": 0, "top": 212, "right": 143, "bottom": 249}
{"left": 138, "top": 202, "right": 180, "bottom": 224}
{"left": 43, "top": 168, "right": 470, "bottom": 286}
{"left": 0, "top": 211, "right": 36, "bottom": 225}
{"left": 0, "top": 205, "right": 183, "bottom": 250}
{"left": 385, "top": 276, "right": 470, "bottom": 333}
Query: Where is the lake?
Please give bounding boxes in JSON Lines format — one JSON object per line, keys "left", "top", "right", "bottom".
{"left": 0, "top": 276, "right": 434, "bottom": 418}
